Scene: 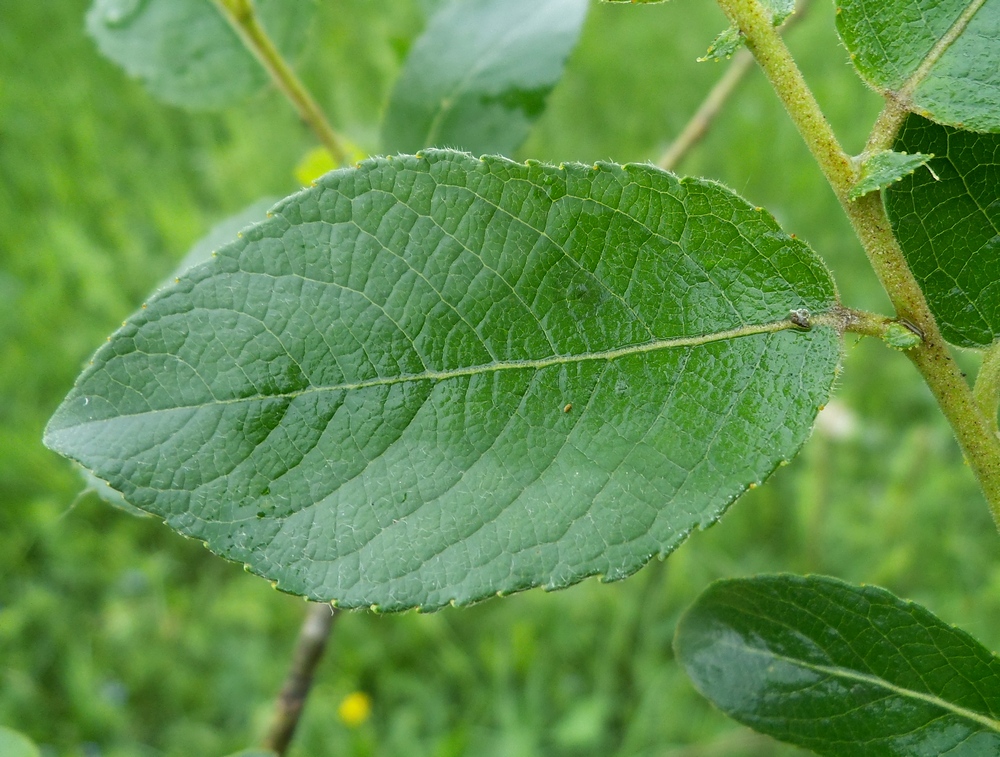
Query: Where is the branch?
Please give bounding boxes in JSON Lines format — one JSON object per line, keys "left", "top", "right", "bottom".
{"left": 658, "top": 0, "right": 812, "bottom": 172}
{"left": 712, "top": 0, "right": 1000, "bottom": 524}
{"left": 213, "top": 0, "right": 350, "bottom": 165}
{"left": 263, "top": 602, "right": 339, "bottom": 755}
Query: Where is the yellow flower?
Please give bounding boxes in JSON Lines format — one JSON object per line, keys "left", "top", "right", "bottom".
{"left": 338, "top": 691, "right": 372, "bottom": 727}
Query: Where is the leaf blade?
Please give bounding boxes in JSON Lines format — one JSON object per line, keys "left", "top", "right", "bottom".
{"left": 381, "top": 0, "right": 588, "bottom": 156}
{"left": 885, "top": 115, "right": 1000, "bottom": 347}
{"left": 45, "top": 151, "right": 840, "bottom": 611}
{"left": 86, "top": 0, "right": 314, "bottom": 109}
{"left": 675, "top": 575, "right": 1000, "bottom": 757}
{"left": 835, "top": 0, "right": 1000, "bottom": 132}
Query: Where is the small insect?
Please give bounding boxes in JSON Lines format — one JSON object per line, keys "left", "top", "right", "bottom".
{"left": 563, "top": 403, "right": 573, "bottom": 413}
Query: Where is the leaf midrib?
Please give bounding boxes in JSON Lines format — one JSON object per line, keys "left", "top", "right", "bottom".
{"left": 733, "top": 642, "right": 1000, "bottom": 735}
{"left": 54, "top": 317, "right": 815, "bottom": 427}
{"left": 896, "top": 0, "right": 988, "bottom": 103}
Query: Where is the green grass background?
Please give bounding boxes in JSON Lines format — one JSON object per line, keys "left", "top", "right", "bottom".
{"left": 2, "top": 0, "right": 998, "bottom": 755}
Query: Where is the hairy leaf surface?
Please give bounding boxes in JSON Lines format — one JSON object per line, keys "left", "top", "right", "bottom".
{"left": 885, "top": 115, "right": 1000, "bottom": 347}
{"left": 676, "top": 575, "right": 1000, "bottom": 756}
{"left": 381, "top": 0, "right": 587, "bottom": 156}
{"left": 835, "top": 0, "right": 1000, "bottom": 132}
{"left": 46, "top": 150, "right": 840, "bottom": 611}
{"left": 86, "top": 0, "right": 314, "bottom": 109}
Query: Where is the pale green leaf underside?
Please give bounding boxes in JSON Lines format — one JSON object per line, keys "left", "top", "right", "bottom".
{"left": 86, "top": 0, "right": 313, "bottom": 109}
{"left": 886, "top": 115, "right": 1000, "bottom": 348}
{"left": 45, "top": 150, "right": 839, "bottom": 611}
{"left": 381, "top": 0, "right": 587, "bottom": 156}
{"left": 676, "top": 575, "right": 1000, "bottom": 756}
{"left": 848, "top": 149, "right": 932, "bottom": 200}
{"left": 835, "top": 0, "right": 1000, "bottom": 132}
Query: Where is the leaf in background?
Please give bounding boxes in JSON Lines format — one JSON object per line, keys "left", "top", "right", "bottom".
{"left": 170, "top": 198, "right": 279, "bottom": 282}
{"left": 381, "top": 0, "right": 588, "bottom": 156}
{"left": 45, "top": 150, "right": 840, "bottom": 611}
{"left": 0, "top": 727, "right": 40, "bottom": 757}
{"left": 885, "top": 114, "right": 1000, "bottom": 347}
{"left": 86, "top": 0, "right": 314, "bottom": 109}
{"left": 848, "top": 149, "right": 933, "bottom": 200}
{"left": 835, "top": 0, "right": 1000, "bottom": 133}
{"left": 675, "top": 574, "right": 1000, "bottom": 756}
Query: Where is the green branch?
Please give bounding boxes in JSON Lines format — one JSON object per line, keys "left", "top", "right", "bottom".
{"left": 712, "top": 0, "right": 1000, "bottom": 524}
{"left": 213, "top": 0, "right": 349, "bottom": 166}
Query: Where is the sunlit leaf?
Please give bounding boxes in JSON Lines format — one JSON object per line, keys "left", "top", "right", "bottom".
{"left": 885, "top": 114, "right": 1000, "bottom": 347}
{"left": 676, "top": 574, "right": 1000, "bottom": 756}
{"left": 381, "top": 0, "right": 588, "bottom": 156}
{"left": 45, "top": 150, "right": 840, "bottom": 611}
{"left": 835, "top": 0, "right": 1000, "bottom": 132}
{"left": 86, "top": 0, "right": 314, "bottom": 109}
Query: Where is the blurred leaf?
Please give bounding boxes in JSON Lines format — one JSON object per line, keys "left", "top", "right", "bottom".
{"left": 0, "top": 727, "right": 41, "bottom": 757}
{"left": 221, "top": 751, "right": 278, "bottom": 757}
{"left": 44, "top": 150, "right": 840, "bottom": 611}
{"left": 848, "top": 149, "right": 932, "bottom": 200}
{"left": 86, "top": 0, "right": 314, "bottom": 109}
{"left": 381, "top": 0, "right": 588, "bottom": 156}
{"left": 676, "top": 574, "right": 1000, "bottom": 756}
{"left": 80, "top": 467, "right": 152, "bottom": 518}
{"left": 295, "top": 147, "right": 338, "bottom": 185}
{"left": 835, "top": 0, "right": 1000, "bottom": 132}
{"left": 885, "top": 114, "right": 1000, "bottom": 347}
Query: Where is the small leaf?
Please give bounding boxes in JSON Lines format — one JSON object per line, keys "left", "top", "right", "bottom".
{"left": 848, "top": 149, "right": 933, "bottom": 200}
{"left": 381, "top": 0, "right": 588, "bottom": 156}
{"left": 835, "top": 0, "right": 1000, "bottom": 132}
{"left": 0, "top": 727, "right": 41, "bottom": 757}
{"left": 698, "top": 2, "right": 795, "bottom": 64}
{"left": 86, "top": 0, "right": 314, "bottom": 109}
{"left": 885, "top": 114, "right": 1000, "bottom": 347}
{"left": 676, "top": 574, "right": 1000, "bottom": 757}
{"left": 699, "top": 27, "right": 743, "bottom": 63}
{"left": 45, "top": 150, "right": 840, "bottom": 611}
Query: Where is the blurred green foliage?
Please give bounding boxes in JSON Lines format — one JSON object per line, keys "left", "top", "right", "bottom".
{"left": 1, "top": 0, "right": 996, "bottom": 755}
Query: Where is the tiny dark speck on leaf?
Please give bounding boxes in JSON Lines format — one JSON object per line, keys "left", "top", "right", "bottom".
{"left": 256, "top": 511, "right": 266, "bottom": 519}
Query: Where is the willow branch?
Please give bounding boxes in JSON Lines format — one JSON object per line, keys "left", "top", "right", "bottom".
{"left": 262, "top": 602, "right": 339, "bottom": 756}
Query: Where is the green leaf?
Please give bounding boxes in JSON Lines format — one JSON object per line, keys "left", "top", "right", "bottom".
{"left": 698, "top": 1, "right": 795, "bottom": 64}
{"left": 221, "top": 751, "right": 278, "bottom": 757}
{"left": 86, "top": 0, "right": 314, "bottom": 109}
{"left": 885, "top": 114, "right": 1000, "bottom": 347}
{"left": 835, "top": 0, "right": 1000, "bottom": 132}
{"left": 699, "top": 26, "right": 744, "bottom": 63}
{"left": 848, "top": 149, "right": 933, "bottom": 200}
{"left": 171, "top": 198, "right": 278, "bottom": 281}
{"left": 675, "top": 574, "right": 1000, "bottom": 757}
{"left": 45, "top": 150, "right": 840, "bottom": 611}
{"left": 0, "top": 727, "right": 41, "bottom": 757}
{"left": 381, "top": 0, "right": 588, "bottom": 156}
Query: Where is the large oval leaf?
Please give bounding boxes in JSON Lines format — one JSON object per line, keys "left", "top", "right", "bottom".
{"left": 835, "top": 0, "right": 1000, "bottom": 133}
{"left": 45, "top": 150, "right": 840, "bottom": 611}
{"left": 885, "top": 115, "right": 1000, "bottom": 348}
{"left": 676, "top": 575, "right": 1000, "bottom": 756}
{"left": 381, "top": 0, "right": 588, "bottom": 156}
{"left": 86, "top": 0, "right": 314, "bottom": 109}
